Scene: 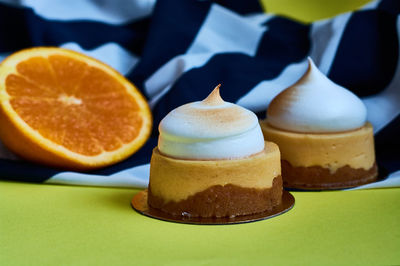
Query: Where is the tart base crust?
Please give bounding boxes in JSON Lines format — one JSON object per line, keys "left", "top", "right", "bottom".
{"left": 148, "top": 176, "right": 283, "bottom": 218}
{"left": 282, "top": 160, "right": 378, "bottom": 190}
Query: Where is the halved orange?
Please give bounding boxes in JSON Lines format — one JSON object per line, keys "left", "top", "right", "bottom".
{"left": 0, "top": 47, "right": 152, "bottom": 170}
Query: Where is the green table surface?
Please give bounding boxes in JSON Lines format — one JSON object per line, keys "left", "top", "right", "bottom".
{"left": 2, "top": 0, "right": 399, "bottom": 265}
{"left": 1, "top": 182, "right": 399, "bottom": 265}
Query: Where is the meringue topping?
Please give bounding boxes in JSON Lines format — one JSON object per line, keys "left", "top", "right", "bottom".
{"left": 267, "top": 58, "right": 367, "bottom": 133}
{"left": 158, "top": 85, "right": 265, "bottom": 160}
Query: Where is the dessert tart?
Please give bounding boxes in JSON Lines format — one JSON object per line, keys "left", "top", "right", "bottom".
{"left": 148, "top": 85, "right": 283, "bottom": 218}
{"left": 261, "top": 58, "right": 378, "bottom": 190}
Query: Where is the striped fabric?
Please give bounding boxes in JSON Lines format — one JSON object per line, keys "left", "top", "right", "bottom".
{"left": 0, "top": 0, "right": 399, "bottom": 189}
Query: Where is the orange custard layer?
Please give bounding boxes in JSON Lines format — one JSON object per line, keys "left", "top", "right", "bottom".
{"left": 260, "top": 122, "right": 375, "bottom": 172}
{"left": 149, "top": 141, "right": 280, "bottom": 203}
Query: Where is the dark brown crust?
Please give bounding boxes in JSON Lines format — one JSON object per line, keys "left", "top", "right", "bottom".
{"left": 281, "top": 160, "right": 378, "bottom": 190}
{"left": 148, "top": 176, "right": 283, "bottom": 218}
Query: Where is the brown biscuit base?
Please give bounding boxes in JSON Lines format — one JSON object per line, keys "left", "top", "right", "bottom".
{"left": 282, "top": 160, "right": 378, "bottom": 190}
{"left": 148, "top": 176, "right": 283, "bottom": 218}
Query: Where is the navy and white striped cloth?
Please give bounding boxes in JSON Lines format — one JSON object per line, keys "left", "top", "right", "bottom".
{"left": 0, "top": 0, "right": 399, "bottom": 189}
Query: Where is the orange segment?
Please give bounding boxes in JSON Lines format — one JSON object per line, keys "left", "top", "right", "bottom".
{"left": 0, "top": 47, "right": 152, "bottom": 170}
{"left": 48, "top": 55, "right": 88, "bottom": 95}
{"left": 16, "top": 56, "right": 62, "bottom": 94}
{"left": 6, "top": 74, "right": 58, "bottom": 98}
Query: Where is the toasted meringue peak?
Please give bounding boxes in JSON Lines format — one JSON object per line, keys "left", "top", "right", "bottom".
{"left": 267, "top": 57, "right": 367, "bottom": 133}
{"left": 203, "top": 84, "right": 224, "bottom": 106}
{"left": 158, "top": 85, "right": 265, "bottom": 159}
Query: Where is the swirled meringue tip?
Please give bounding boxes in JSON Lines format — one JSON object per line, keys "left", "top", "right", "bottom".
{"left": 158, "top": 84, "right": 265, "bottom": 160}
{"left": 202, "top": 84, "right": 224, "bottom": 106}
{"left": 267, "top": 57, "right": 367, "bottom": 133}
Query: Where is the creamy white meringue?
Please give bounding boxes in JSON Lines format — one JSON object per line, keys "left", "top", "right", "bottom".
{"left": 267, "top": 58, "right": 367, "bottom": 133}
{"left": 158, "top": 85, "right": 265, "bottom": 160}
